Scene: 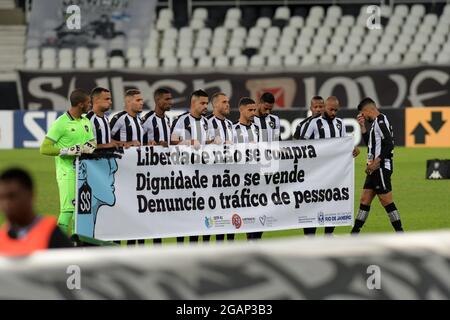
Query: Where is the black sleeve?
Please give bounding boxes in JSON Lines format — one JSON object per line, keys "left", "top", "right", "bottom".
{"left": 378, "top": 122, "right": 394, "bottom": 160}
{"left": 362, "top": 132, "right": 370, "bottom": 145}
{"left": 48, "top": 227, "right": 74, "bottom": 249}
{"left": 293, "top": 125, "right": 301, "bottom": 140}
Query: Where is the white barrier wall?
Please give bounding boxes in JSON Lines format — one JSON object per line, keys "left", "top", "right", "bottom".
{"left": 0, "top": 231, "right": 449, "bottom": 299}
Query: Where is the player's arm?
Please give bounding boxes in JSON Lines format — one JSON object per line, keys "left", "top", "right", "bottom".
{"left": 377, "top": 120, "right": 394, "bottom": 161}
{"left": 40, "top": 137, "right": 81, "bottom": 156}
{"left": 357, "top": 113, "right": 370, "bottom": 145}
{"left": 170, "top": 117, "right": 186, "bottom": 145}
{"left": 300, "top": 120, "right": 315, "bottom": 140}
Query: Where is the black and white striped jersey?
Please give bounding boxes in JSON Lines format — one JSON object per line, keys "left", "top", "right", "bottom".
{"left": 253, "top": 114, "right": 281, "bottom": 142}
{"left": 109, "top": 111, "right": 144, "bottom": 143}
{"left": 171, "top": 112, "right": 212, "bottom": 145}
{"left": 363, "top": 113, "right": 394, "bottom": 171}
{"left": 233, "top": 122, "right": 259, "bottom": 143}
{"left": 141, "top": 111, "right": 171, "bottom": 145}
{"left": 301, "top": 116, "right": 346, "bottom": 140}
{"left": 293, "top": 114, "right": 320, "bottom": 140}
{"left": 207, "top": 115, "right": 234, "bottom": 143}
{"left": 86, "top": 111, "right": 111, "bottom": 145}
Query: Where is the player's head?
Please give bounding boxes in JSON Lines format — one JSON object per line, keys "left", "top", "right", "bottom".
{"left": 310, "top": 96, "right": 325, "bottom": 116}
{"left": 79, "top": 158, "right": 118, "bottom": 206}
{"left": 190, "top": 89, "right": 209, "bottom": 117}
{"left": 239, "top": 97, "right": 257, "bottom": 123}
{"left": 323, "top": 96, "right": 340, "bottom": 120}
{"left": 125, "top": 89, "right": 144, "bottom": 114}
{"left": 258, "top": 92, "right": 275, "bottom": 116}
{"left": 70, "top": 88, "right": 91, "bottom": 113}
{"left": 0, "top": 168, "right": 34, "bottom": 224}
{"left": 357, "top": 97, "right": 378, "bottom": 121}
{"left": 211, "top": 92, "right": 230, "bottom": 117}
{"left": 90, "top": 87, "right": 112, "bottom": 113}
{"left": 154, "top": 88, "right": 173, "bottom": 113}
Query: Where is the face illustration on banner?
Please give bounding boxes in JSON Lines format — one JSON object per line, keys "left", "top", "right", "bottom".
{"left": 77, "top": 157, "right": 118, "bottom": 237}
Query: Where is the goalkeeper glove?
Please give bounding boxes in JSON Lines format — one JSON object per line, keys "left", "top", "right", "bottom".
{"left": 81, "top": 141, "right": 96, "bottom": 154}
{"left": 60, "top": 145, "right": 81, "bottom": 156}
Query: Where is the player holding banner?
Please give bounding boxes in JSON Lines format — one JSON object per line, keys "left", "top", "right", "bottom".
{"left": 40, "top": 89, "right": 96, "bottom": 235}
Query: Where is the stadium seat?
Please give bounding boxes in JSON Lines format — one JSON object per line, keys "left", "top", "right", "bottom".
{"left": 259, "top": 47, "right": 273, "bottom": 57}
{"left": 126, "top": 47, "right": 141, "bottom": 59}
{"left": 410, "top": 4, "right": 425, "bottom": 18}
{"left": 232, "top": 55, "right": 248, "bottom": 68}
{"left": 420, "top": 52, "right": 435, "bottom": 64}
{"left": 197, "top": 56, "right": 213, "bottom": 68}
{"left": 128, "top": 57, "right": 143, "bottom": 68}
{"left": 249, "top": 55, "right": 265, "bottom": 67}
{"left": 226, "top": 8, "right": 242, "bottom": 21}
{"left": 284, "top": 54, "right": 299, "bottom": 66}
{"left": 301, "top": 54, "right": 317, "bottom": 66}
{"left": 209, "top": 47, "right": 224, "bottom": 57}
{"left": 214, "top": 56, "right": 229, "bottom": 68}
{"left": 73, "top": 55, "right": 89, "bottom": 69}
{"left": 289, "top": 16, "right": 304, "bottom": 28}
{"left": 176, "top": 47, "right": 191, "bottom": 58}
{"left": 351, "top": 53, "right": 368, "bottom": 66}
{"left": 144, "top": 57, "right": 159, "bottom": 68}
{"left": 192, "top": 47, "right": 207, "bottom": 58}
{"left": 267, "top": 55, "right": 282, "bottom": 67}
{"left": 369, "top": 53, "right": 385, "bottom": 65}
{"left": 336, "top": 54, "right": 351, "bottom": 65}
{"left": 394, "top": 5, "right": 409, "bottom": 18}
{"left": 162, "top": 56, "right": 178, "bottom": 68}
{"left": 437, "top": 52, "right": 450, "bottom": 64}
{"left": 180, "top": 57, "right": 195, "bottom": 68}
{"left": 226, "top": 47, "right": 241, "bottom": 57}
{"left": 256, "top": 17, "right": 271, "bottom": 29}
{"left": 274, "top": 7, "right": 290, "bottom": 20}
{"left": 159, "top": 8, "right": 174, "bottom": 21}
{"left": 319, "top": 54, "right": 334, "bottom": 65}
{"left": 41, "top": 58, "right": 56, "bottom": 70}
{"left": 193, "top": 8, "right": 208, "bottom": 21}
{"left": 276, "top": 46, "right": 291, "bottom": 56}
{"left": 249, "top": 27, "right": 264, "bottom": 39}
{"left": 110, "top": 56, "right": 125, "bottom": 68}
{"left": 25, "top": 58, "right": 40, "bottom": 69}
{"left": 386, "top": 52, "right": 402, "bottom": 65}
{"left": 403, "top": 52, "right": 419, "bottom": 65}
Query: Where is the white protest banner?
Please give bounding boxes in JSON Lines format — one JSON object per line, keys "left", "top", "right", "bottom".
{"left": 75, "top": 138, "right": 354, "bottom": 240}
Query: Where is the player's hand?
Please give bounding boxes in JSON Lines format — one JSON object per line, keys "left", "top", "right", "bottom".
{"left": 191, "top": 139, "right": 201, "bottom": 150}
{"left": 148, "top": 140, "right": 157, "bottom": 146}
{"left": 352, "top": 147, "right": 360, "bottom": 158}
{"left": 365, "top": 158, "right": 380, "bottom": 175}
{"left": 357, "top": 113, "right": 366, "bottom": 133}
{"left": 81, "top": 141, "right": 96, "bottom": 154}
{"left": 60, "top": 144, "right": 81, "bottom": 156}
{"left": 224, "top": 140, "right": 233, "bottom": 145}
{"left": 158, "top": 141, "right": 169, "bottom": 147}
{"left": 213, "top": 136, "right": 222, "bottom": 145}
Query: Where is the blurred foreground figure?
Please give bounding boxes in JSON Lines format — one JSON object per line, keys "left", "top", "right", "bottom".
{"left": 0, "top": 168, "right": 73, "bottom": 257}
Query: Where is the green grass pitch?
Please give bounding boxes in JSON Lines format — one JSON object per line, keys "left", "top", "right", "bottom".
{"left": 0, "top": 147, "right": 449, "bottom": 243}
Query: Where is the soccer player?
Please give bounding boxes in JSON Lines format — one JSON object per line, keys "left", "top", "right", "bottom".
{"left": 171, "top": 89, "right": 216, "bottom": 243}
{"left": 171, "top": 89, "right": 215, "bottom": 147}
{"left": 142, "top": 88, "right": 173, "bottom": 147}
{"left": 293, "top": 96, "right": 325, "bottom": 140}
{"left": 233, "top": 97, "right": 259, "bottom": 144}
{"left": 87, "top": 87, "right": 119, "bottom": 149}
{"left": 0, "top": 168, "right": 73, "bottom": 256}
{"left": 351, "top": 98, "right": 404, "bottom": 234}
{"left": 301, "top": 96, "right": 359, "bottom": 236}
{"left": 110, "top": 89, "right": 145, "bottom": 245}
{"left": 293, "top": 96, "right": 325, "bottom": 236}
{"left": 39, "top": 89, "right": 96, "bottom": 235}
{"left": 233, "top": 98, "right": 262, "bottom": 240}
{"left": 110, "top": 89, "right": 144, "bottom": 148}
{"left": 207, "top": 92, "right": 235, "bottom": 242}
{"left": 141, "top": 88, "right": 173, "bottom": 245}
{"left": 253, "top": 92, "right": 281, "bottom": 142}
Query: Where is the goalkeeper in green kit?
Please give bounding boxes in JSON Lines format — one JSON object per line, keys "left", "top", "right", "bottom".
{"left": 40, "top": 89, "right": 97, "bottom": 235}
